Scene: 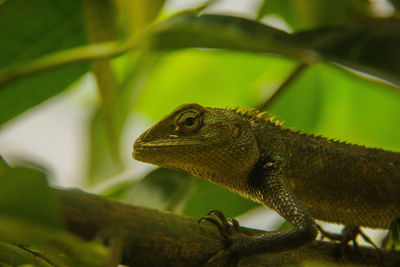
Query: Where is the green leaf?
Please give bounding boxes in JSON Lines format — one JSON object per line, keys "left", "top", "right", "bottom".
{"left": 0, "top": 155, "right": 9, "bottom": 176}
{"left": 293, "top": 19, "right": 400, "bottom": 86}
{"left": 124, "top": 168, "right": 197, "bottom": 212}
{"left": 258, "top": 0, "right": 370, "bottom": 30}
{"left": 88, "top": 53, "right": 160, "bottom": 185}
{"left": 149, "top": 14, "right": 400, "bottom": 86}
{"left": 0, "top": 0, "right": 88, "bottom": 125}
{"left": 0, "top": 241, "right": 53, "bottom": 267}
{"left": 313, "top": 64, "right": 400, "bottom": 151}
{"left": 88, "top": 110, "right": 124, "bottom": 185}
{"left": 0, "top": 164, "right": 109, "bottom": 266}
{"left": 0, "top": 217, "right": 109, "bottom": 267}
{"left": 100, "top": 179, "right": 137, "bottom": 200}
{"left": 269, "top": 63, "right": 400, "bottom": 151}
{"left": 268, "top": 66, "right": 323, "bottom": 132}
{"left": 83, "top": 0, "right": 122, "bottom": 185}
{"left": 0, "top": 166, "right": 63, "bottom": 229}
{"left": 84, "top": 0, "right": 167, "bottom": 186}
{"left": 182, "top": 180, "right": 259, "bottom": 218}
{"left": 277, "top": 221, "right": 293, "bottom": 231}
{"left": 0, "top": 64, "right": 88, "bottom": 125}
{"left": 151, "top": 14, "right": 295, "bottom": 56}
{"left": 116, "top": 0, "right": 165, "bottom": 32}
{"left": 135, "top": 50, "right": 294, "bottom": 119}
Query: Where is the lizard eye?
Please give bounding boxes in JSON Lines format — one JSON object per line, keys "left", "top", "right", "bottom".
{"left": 176, "top": 110, "right": 202, "bottom": 133}
{"left": 184, "top": 117, "right": 195, "bottom": 126}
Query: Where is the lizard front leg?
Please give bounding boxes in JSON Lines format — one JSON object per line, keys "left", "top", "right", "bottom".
{"left": 241, "top": 170, "right": 318, "bottom": 255}
{"left": 201, "top": 160, "right": 318, "bottom": 264}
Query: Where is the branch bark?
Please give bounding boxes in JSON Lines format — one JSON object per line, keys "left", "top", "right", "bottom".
{"left": 54, "top": 188, "right": 400, "bottom": 266}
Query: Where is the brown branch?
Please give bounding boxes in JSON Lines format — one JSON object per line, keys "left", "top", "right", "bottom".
{"left": 55, "top": 188, "right": 400, "bottom": 266}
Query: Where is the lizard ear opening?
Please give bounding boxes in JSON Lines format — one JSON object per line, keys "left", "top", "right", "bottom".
{"left": 231, "top": 124, "right": 242, "bottom": 139}
{"left": 175, "top": 109, "right": 203, "bottom": 134}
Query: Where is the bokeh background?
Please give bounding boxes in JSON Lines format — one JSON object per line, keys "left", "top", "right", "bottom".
{"left": 1, "top": 0, "right": 399, "bottom": 257}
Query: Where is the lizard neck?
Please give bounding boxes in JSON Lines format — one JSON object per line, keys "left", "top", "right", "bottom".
{"left": 187, "top": 142, "right": 260, "bottom": 197}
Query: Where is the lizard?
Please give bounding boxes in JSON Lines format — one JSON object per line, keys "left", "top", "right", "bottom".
{"left": 132, "top": 103, "right": 400, "bottom": 264}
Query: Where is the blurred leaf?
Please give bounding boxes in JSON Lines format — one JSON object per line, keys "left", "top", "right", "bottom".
{"left": 311, "top": 64, "right": 400, "bottom": 151}
{"left": 124, "top": 168, "right": 197, "bottom": 212}
{"left": 0, "top": 165, "right": 109, "bottom": 266}
{"left": 101, "top": 179, "right": 137, "bottom": 200}
{"left": 114, "top": 53, "right": 161, "bottom": 122}
{"left": 114, "top": 0, "right": 165, "bottom": 34}
{"left": 182, "top": 180, "right": 259, "bottom": 218}
{"left": 82, "top": 0, "right": 118, "bottom": 130}
{"left": 136, "top": 50, "right": 294, "bottom": 119}
{"left": 0, "top": 167, "right": 62, "bottom": 229}
{"left": 391, "top": 0, "right": 400, "bottom": 12}
{"left": 258, "top": 0, "right": 370, "bottom": 30}
{"left": 293, "top": 19, "right": 400, "bottom": 86}
{"left": 277, "top": 221, "right": 293, "bottom": 231}
{"left": 0, "top": 0, "right": 88, "bottom": 125}
{"left": 270, "top": 63, "right": 400, "bottom": 151}
{"left": 0, "top": 217, "right": 109, "bottom": 267}
{"left": 0, "top": 241, "right": 53, "bottom": 266}
{"left": 88, "top": 111, "right": 124, "bottom": 185}
{"left": 0, "top": 155, "right": 9, "bottom": 176}
{"left": 0, "top": 0, "right": 85, "bottom": 67}
{"left": 268, "top": 66, "right": 323, "bottom": 132}
{"left": 150, "top": 14, "right": 296, "bottom": 57}
{"left": 150, "top": 14, "right": 400, "bottom": 86}
{"left": 387, "top": 219, "right": 400, "bottom": 249}
{"left": 83, "top": 0, "right": 116, "bottom": 44}
{"left": 83, "top": 0, "right": 163, "bottom": 186}
{"left": 88, "top": 53, "right": 160, "bottom": 185}
{"left": 83, "top": 0, "right": 123, "bottom": 185}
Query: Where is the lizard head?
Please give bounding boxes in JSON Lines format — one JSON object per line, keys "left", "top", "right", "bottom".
{"left": 132, "top": 103, "right": 260, "bottom": 188}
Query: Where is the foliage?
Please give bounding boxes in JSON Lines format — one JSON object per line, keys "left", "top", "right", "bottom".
{"left": 0, "top": 0, "right": 399, "bottom": 265}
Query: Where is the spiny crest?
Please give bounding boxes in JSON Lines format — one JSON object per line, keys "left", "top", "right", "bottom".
{"left": 292, "top": 128, "right": 366, "bottom": 147}
{"left": 227, "top": 107, "right": 367, "bottom": 148}
{"left": 286, "top": 127, "right": 326, "bottom": 140}
{"left": 312, "top": 132, "right": 323, "bottom": 138}
{"left": 229, "top": 107, "right": 284, "bottom": 126}
{"left": 326, "top": 136, "right": 369, "bottom": 148}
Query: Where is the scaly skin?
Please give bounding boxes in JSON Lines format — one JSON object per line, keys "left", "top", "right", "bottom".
{"left": 132, "top": 103, "right": 400, "bottom": 260}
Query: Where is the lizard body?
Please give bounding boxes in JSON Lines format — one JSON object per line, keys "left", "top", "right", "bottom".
{"left": 132, "top": 103, "right": 400, "bottom": 258}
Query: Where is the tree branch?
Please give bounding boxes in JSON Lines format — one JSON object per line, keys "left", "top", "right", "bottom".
{"left": 55, "top": 188, "right": 400, "bottom": 266}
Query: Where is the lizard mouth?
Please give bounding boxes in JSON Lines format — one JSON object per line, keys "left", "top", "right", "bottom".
{"left": 132, "top": 138, "right": 197, "bottom": 161}
{"left": 132, "top": 136, "right": 219, "bottom": 162}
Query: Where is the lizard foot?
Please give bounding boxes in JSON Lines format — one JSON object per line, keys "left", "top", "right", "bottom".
{"left": 318, "top": 225, "right": 380, "bottom": 264}
{"left": 318, "top": 225, "right": 378, "bottom": 249}
{"left": 198, "top": 210, "right": 250, "bottom": 266}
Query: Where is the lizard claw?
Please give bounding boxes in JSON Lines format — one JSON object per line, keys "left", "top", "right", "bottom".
{"left": 199, "top": 210, "right": 243, "bottom": 245}
{"left": 227, "top": 217, "right": 241, "bottom": 232}
{"left": 198, "top": 210, "right": 249, "bottom": 266}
